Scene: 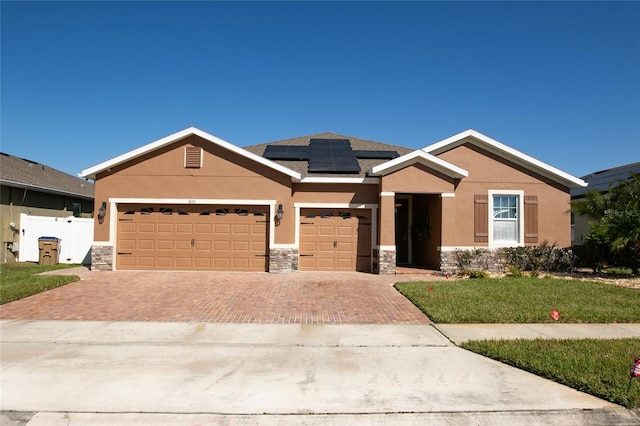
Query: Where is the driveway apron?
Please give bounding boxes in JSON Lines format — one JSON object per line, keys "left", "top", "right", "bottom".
{"left": 0, "top": 269, "right": 441, "bottom": 324}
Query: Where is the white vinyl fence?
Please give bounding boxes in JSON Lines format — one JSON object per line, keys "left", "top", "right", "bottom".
{"left": 19, "top": 213, "right": 93, "bottom": 264}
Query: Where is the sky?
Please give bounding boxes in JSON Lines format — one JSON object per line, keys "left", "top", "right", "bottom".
{"left": 2, "top": 1, "right": 639, "bottom": 179}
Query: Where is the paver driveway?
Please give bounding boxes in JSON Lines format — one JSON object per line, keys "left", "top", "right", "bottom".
{"left": 0, "top": 268, "right": 442, "bottom": 324}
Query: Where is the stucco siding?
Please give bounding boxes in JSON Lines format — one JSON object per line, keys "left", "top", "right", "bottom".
{"left": 381, "top": 164, "right": 455, "bottom": 193}
{"left": 93, "top": 135, "right": 293, "bottom": 244}
{"left": 437, "top": 143, "right": 571, "bottom": 247}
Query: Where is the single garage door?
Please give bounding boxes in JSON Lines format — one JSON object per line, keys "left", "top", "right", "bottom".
{"left": 117, "top": 204, "right": 268, "bottom": 271}
{"left": 299, "top": 208, "right": 371, "bottom": 272}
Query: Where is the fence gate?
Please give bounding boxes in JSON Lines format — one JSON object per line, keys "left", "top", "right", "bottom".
{"left": 18, "top": 213, "right": 93, "bottom": 264}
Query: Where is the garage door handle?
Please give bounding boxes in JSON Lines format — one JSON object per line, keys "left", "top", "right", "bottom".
{"left": 117, "top": 252, "right": 132, "bottom": 255}
{"left": 191, "top": 239, "right": 195, "bottom": 247}
{"left": 333, "top": 240, "right": 337, "bottom": 248}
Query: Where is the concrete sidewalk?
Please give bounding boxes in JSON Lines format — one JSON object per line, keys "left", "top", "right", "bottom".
{"left": 2, "top": 320, "right": 638, "bottom": 425}
{"left": 435, "top": 323, "right": 640, "bottom": 344}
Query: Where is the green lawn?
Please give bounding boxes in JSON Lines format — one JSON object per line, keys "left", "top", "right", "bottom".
{"left": 395, "top": 277, "right": 640, "bottom": 323}
{"left": 396, "top": 276, "right": 640, "bottom": 408}
{"left": 0, "top": 262, "right": 80, "bottom": 304}
{"left": 462, "top": 338, "right": 640, "bottom": 409}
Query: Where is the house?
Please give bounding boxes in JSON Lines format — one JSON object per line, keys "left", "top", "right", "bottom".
{"left": 80, "top": 127, "right": 587, "bottom": 273}
{"left": 571, "top": 162, "right": 640, "bottom": 245}
{"left": 0, "top": 152, "right": 95, "bottom": 262}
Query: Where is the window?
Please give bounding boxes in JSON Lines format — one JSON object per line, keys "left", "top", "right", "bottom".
{"left": 72, "top": 203, "right": 81, "bottom": 217}
{"left": 492, "top": 195, "right": 519, "bottom": 242}
{"left": 487, "top": 190, "right": 525, "bottom": 247}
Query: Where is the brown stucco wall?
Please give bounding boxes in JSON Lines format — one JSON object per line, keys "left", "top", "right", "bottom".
{"left": 381, "top": 164, "right": 456, "bottom": 193}
{"left": 436, "top": 143, "right": 572, "bottom": 247}
{"left": 92, "top": 135, "right": 293, "bottom": 244}
{"left": 292, "top": 183, "right": 378, "bottom": 205}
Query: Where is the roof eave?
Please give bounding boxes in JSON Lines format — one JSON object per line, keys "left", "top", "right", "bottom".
{"left": 80, "top": 127, "right": 302, "bottom": 181}
{"left": 0, "top": 179, "right": 94, "bottom": 200}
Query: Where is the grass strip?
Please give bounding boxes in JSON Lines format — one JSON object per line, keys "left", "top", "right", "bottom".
{"left": 395, "top": 277, "right": 640, "bottom": 323}
{"left": 462, "top": 338, "right": 640, "bottom": 408}
{"left": 0, "top": 262, "right": 80, "bottom": 304}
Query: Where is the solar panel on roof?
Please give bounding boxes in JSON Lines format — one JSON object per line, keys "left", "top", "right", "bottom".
{"left": 308, "top": 139, "right": 360, "bottom": 173}
{"left": 353, "top": 150, "right": 399, "bottom": 159}
{"left": 263, "top": 145, "right": 309, "bottom": 160}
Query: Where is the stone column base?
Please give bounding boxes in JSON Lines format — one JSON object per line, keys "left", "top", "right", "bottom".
{"left": 269, "top": 248, "right": 298, "bottom": 273}
{"left": 377, "top": 248, "right": 396, "bottom": 275}
{"left": 90, "top": 245, "right": 114, "bottom": 271}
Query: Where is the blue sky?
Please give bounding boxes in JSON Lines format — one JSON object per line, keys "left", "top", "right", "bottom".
{"left": 2, "top": 1, "right": 639, "bottom": 179}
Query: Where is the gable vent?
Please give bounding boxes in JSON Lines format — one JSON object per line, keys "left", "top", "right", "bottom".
{"left": 185, "top": 147, "right": 202, "bottom": 168}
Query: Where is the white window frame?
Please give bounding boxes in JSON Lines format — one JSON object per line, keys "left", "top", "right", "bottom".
{"left": 488, "top": 190, "right": 524, "bottom": 247}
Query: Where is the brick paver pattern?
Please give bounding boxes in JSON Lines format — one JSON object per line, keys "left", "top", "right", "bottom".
{"left": 0, "top": 270, "right": 441, "bottom": 324}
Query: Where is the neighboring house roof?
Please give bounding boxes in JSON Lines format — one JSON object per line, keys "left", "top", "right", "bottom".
{"left": 80, "top": 127, "right": 302, "bottom": 181}
{"left": 422, "top": 129, "right": 588, "bottom": 189}
{"left": 571, "top": 162, "right": 640, "bottom": 199}
{"left": 0, "top": 152, "right": 94, "bottom": 199}
{"left": 244, "top": 132, "right": 414, "bottom": 181}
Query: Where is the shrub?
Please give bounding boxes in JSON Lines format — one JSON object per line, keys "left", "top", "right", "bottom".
{"left": 507, "top": 265, "right": 523, "bottom": 277}
{"left": 499, "top": 243, "right": 576, "bottom": 274}
{"left": 468, "top": 270, "right": 489, "bottom": 279}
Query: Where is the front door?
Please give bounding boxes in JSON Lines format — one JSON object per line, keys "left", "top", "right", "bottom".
{"left": 395, "top": 198, "right": 409, "bottom": 264}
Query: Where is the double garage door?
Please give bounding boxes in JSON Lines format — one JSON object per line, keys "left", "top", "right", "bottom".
{"left": 117, "top": 204, "right": 268, "bottom": 271}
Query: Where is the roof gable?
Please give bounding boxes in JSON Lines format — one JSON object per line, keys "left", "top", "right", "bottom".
{"left": 0, "top": 152, "right": 94, "bottom": 199}
{"left": 368, "top": 150, "right": 468, "bottom": 179}
{"left": 80, "top": 127, "right": 301, "bottom": 180}
{"left": 423, "top": 129, "right": 587, "bottom": 189}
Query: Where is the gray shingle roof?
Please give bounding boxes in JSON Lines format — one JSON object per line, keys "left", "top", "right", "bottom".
{"left": 0, "top": 152, "right": 94, "bottom": 199}
{"left": 571, "top": 162, "right": 640, "bottom": 199}
{"left": 244, "top": 132, "right": 414, "bottom": 179}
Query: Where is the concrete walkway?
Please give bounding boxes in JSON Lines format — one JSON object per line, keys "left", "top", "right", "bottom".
{"left": 2, "top": 320, "right": 639, "bottom": 425}
{"left": 436, "top": 323, "right": 640, "bottom": 344}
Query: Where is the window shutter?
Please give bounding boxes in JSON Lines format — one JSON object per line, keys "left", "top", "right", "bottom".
{"left": 474, "top": 194, "right": 488, "bottom": 242}
{"left": 524, "top": 195, "right": 538, "bottom": 244}
{"left": 185, "top": 147, "right": 202, "bottom": 168}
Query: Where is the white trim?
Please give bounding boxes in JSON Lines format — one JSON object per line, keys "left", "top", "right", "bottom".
{"left": 299, "top": 177, "right": 379, "bottom": 184}
{"left": 440, "top": 192, "right": 456, "bottom": 198}
{"left": 369, "top": 150, "right": 468, "bottom": 179}
{"left": 294, "top": 202, "right": 377, "bottom": 209}
{"left": 90, "top": 241, "right": 113, "bottom": 246}
{"left": 422, "top": 129, "right": 587, "bottom": 188}
{"left": 488, "top": 190, "right": 525, "bottom": 248}
{"left": 380, "top": 192, "right": 395, "bottom": 197}
{"left": 378, "top": 245, "right": 396, "bottom": 251}
{"left": 80, "top": 127, "right": 301, "bottom": 180}
{"left": 109, "top": 201, "right": 117, "bottom": 247}
{"left": 110, "top": 198, "right": 276, "bottom": 205}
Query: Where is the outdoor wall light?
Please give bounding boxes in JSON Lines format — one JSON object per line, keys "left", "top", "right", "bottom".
{"left": 277, "top": 204, "right": 284, "bottom": 220}
{"left": 98, "top": 201, "right": 107, "bottom": 224}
